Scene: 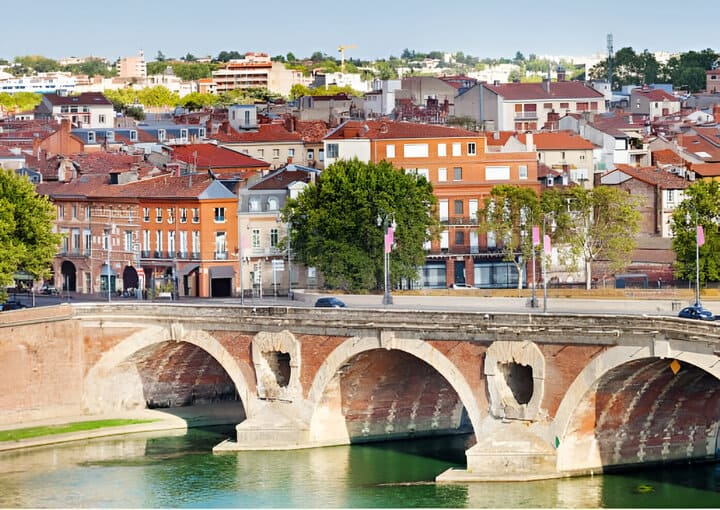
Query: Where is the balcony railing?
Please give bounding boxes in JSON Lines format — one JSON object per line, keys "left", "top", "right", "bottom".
{"left": 441, "top": 216, "right": 479, "bottom": 226}
{"left": 215, "top": 251, "right": 228, "bottom": 260}
{"left": 514, "top": 111, "right": 538, "bottom": 120}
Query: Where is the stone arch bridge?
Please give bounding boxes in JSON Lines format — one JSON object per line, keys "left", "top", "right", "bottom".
{"left": 0, "top": 303, "right": 718, "bottom": 481}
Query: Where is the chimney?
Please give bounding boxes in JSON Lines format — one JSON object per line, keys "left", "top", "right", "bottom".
{"left": 714, "top": 104, "right": 720, "bottom": 123}
{"left": 525, "top": 132, "right": 534, "bottom": 152}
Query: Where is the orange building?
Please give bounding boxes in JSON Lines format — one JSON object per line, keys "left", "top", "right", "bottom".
{"left": 323, "top": 120, "right": 540, "bottom": 288}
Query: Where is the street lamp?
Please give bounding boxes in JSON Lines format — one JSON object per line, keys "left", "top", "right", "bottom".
{"left": 377, "top": 214, "right": 394, "bottom": 305}
{"left": 686, "top": 211, "right": 702, "bottom": 306}
{"left": 542, "top": 215, "right": 556, "bottom": 313}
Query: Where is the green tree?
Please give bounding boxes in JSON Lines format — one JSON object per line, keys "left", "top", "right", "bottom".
{"left": 477, "top": 185, "right": 541, "bottom": 290}
{"left": 545, "top": 186, "right": 641, "bottom": 290}
{"left": 671, "top": 180, "right": 720, "bottom": 286}
{"left": 0, "top": 169, "right": 62, "bottom": 299}
{"left": 137, "top": 86, "right": 180, "bottom": 107}
{"left": 374, "top": 60, "right": 398, "bottom": 80}
{"left": 0, "top": 92, "right": 42, "bottom": 112}
{"left": 282, "top": 159, "right": 439, "bottom": 292}
{"left": 13, "top": 55, "right": 60, "bottom": 74}
{"left": 178, "top": 92, "right": 218, "bottom": 111}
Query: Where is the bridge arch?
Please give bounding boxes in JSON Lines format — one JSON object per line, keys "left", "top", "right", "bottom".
{"left": 553, "top": 344, "right": 720, "bottom": 474}
{"left": 83, "top": 323, "right": 254, "bottom": 416}
{"left": 303, "top": 333, "right": 482, "bottom": 445}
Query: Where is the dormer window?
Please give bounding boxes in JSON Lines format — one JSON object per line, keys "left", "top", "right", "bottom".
{"left": 130, "top": 130, "right": 138, "bottom": 141}
{"left": 87, "top": 131, "right": 95, "bottom": 143}
{"left": 158, "top": 129, "right": 166, "bottom": 142}
{"left": 106, "top": 131, "right": 115, "bottom": 142}
{"left": 267, "top": 197, "right": 279, "bottom": 211}
{"left": 547, "top": 176, "right": 554, "bottom": 187}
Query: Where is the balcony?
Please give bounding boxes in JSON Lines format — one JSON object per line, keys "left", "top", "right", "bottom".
{"left": 190, "top": 252, "right": 200, "bottom": 260}
{"left": 443, "top": 216, "right": 479, "bottom": 226}
{"left": 215, "top": 251, "right": 228, "bottom": 260}
{"left": 514, "top": 111, "right": 538, "bottom": 120}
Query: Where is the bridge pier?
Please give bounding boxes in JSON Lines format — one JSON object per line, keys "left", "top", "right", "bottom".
{"left": 437, "top": 418, "right": 559, "bottom": 482}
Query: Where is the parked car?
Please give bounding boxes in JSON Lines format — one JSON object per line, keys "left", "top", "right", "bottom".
{"left": 40, "top": 285, "right": 59, "bottom": 295}
{"left": 314, "top": 297, "right": 347, "bottom": 308}
{"left": 677, "top": 304, "right": 718, "bottom": 321}
{"left": 1, "top": 301, "right": 28, "bottom": 311}
{"left": 449, "top": 283, "right": 473, "bottom": 289}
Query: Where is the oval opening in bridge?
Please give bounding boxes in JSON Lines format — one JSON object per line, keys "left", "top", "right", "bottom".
{"left": 263, "top": 351, "right": 291, "bottom": 387}
{"left": 498, "top": 362, "right": 533, "bottom": 405}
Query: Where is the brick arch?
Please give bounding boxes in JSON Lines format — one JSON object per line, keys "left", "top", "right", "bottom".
{"left": 303, "top": 334, "right": 482, "bottom": 444}
{"left": 83, "top": 324, "right": 253, "bottom": 415}
{"left": 553, "top": 345, "right": 720, "bottom": 474}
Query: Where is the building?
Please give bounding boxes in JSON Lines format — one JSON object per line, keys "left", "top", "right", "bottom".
{"left": 211, "top": 120, "right": 308, "bottom": 169}
{"left": 323, "top": 120, "right": 539, "bottom": 288}
{"left": 116, "top": 52, "right": 147, "bottom": 80}
{"left": 629, "top": 87, "right": 681, "bottom": 119}
{"left": 211, "top": 53, "right": 305, "bottom": 97}
{"left": 454, "top": 80, "right": 606, "bottom": 132}
{"left": 34, "top": 92, "right": 114, "bottom": 129}
{"left": 517, "top": 131, "right": 596, "bottom": 187}
{"left": 237, "top": 164, "right": 321, "bottom": 297}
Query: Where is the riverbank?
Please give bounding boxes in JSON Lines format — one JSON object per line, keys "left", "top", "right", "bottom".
{"left": 0, "top": 402, "right": 244, "bottom": 452}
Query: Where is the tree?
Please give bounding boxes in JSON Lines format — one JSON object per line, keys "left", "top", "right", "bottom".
{"left": 545, "top": 186, "right": 641, "bottom": 290}
{"left": 178, "top": 92, "right": 218, "bottom": 111}
{"left": 374, "top": 61, "right": 398, "bottom": 80}
{"left": 477, "top": 185, "right": 541, "bottom": 290}
{"left": 156, "top": 50, "right": 166, "bottom": 62}
{"left": 671, "top": 179, "right": 720, "bottom": 286}
{"left": 0, "top": 169, "right": 62, "bottom": 299}
{"left": 282, "top": 159, "right": 439, "bottom": 292}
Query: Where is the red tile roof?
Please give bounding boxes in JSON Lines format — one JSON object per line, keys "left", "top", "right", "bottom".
{"left": 171, "top": 143, "right": 270, "bottom": 169}
{"left": 250, "top": 168, "right": 315, "bottom": 190}
{"left": 481, "top": 131, "right": 515, "bottom": 147}
{"left": 69, "top": 152, "right": 148, "bottom": 174}
{"left": 324, "top": 120, "right": 479, "bottom": 140}
{"left": 210, "top": 123, "right": 303, "bottom": 143}
{"left": 633, "top": 88, "right": 679, "bottom": 102}
{"left": 612, "top": 165, "right": 690, "bottom": 189}
{"left": 519, "top": 131, "right": 595, "bottom": 150}
{"left": 483, "top": 81, "right": 604, "bottom": 100}
{"left": 294, "top": 120, "right": 330, "bottom": 143}
{"left": 691, "top": 163, "right": 720, "bottom": 177}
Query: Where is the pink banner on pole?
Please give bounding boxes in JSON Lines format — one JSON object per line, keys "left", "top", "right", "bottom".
{"left": 697, "top": 225, "right": 705, "bottom": 246}
{"left": 532, "top": 226, "right": 540, "bottom": 246}
{"left": 543, "top": 234, "right": 551, "bottom": 255}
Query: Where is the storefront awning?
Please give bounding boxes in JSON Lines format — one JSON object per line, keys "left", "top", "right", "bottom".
{"left": 178, "top": 264, "right": 200, "bottom": 277}
{"left": 13, "top": 271, "right": 34, "bottom": 281}
{"left": 209, "top": 266, "right": 235, "bottom": 279}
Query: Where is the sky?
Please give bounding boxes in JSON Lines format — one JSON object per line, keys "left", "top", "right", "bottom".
{"left": 3, "top": 0, "right": 719, "bottom": 63}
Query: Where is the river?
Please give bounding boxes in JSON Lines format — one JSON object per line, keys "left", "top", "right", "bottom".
{"left": 0, "top": 426, "right": 718, "bottom": 508}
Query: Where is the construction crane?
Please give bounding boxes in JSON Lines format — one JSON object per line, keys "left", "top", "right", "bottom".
{"left": 338, "top": 44, "right": 357, "bottom": 73}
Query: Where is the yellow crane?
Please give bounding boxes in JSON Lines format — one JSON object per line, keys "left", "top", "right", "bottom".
{"left": 338, "top": 44, "right": 357, "bottom": 73}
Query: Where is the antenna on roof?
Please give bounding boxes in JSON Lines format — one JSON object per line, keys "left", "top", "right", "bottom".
{"left": 607, "top": 33, "right": 614, "bottom": 91}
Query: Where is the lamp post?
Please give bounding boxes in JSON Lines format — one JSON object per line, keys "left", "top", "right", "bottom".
{"left": 105, "top": 229, "right": 111, "bottom": 303}
{"left": 238, "top": 214, "right": 245, "bottom": 305}
{"left": 686, "top": 211, "right": 701, "bottom": 306}
{"left": 378, "top": 214, "right": 394, "bottom": 305}
{"left": 287, "top": 220, "right": 292, "bottom": 300}
{"left": 530, "top": 225, "right": 538, "bottom": 309}
{"left": 542, "top": 215, "right": 556, "bottom": 313}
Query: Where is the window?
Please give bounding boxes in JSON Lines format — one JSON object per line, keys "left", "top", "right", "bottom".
{"left": 71, "top": 205, "right": 77, "bottom": 219}
{"left": 438, "top": 143, "right": 446, "bottom": 157}
{"left": 103, "top": 229, "right": 111, "bottom": 250}
{"left": 560, "top": 102, "right": 569, "bottom": 109}
{"left": 251, "top": 228, "right": 261, "bottom": 248}
{"left": 288, "top": 148, "right": 295, "bottom": 158}
{"left": 258, "top": 148, "right": 265, "bottom": 158}
{"left": 270, "top": 228, "right": 279, "bottom": 247}
{"left": 319, "top": 149, "right": 324, "bottom": 161}
{"left": 666, "top": 189, "right": 675, "bottom": 203}
{"left": 272, "top": 148, "right": 280, "bottom": 158}
{"left": 468, "top": 142, "right": 476, "bottom": 156}
{"left": 215, "top": 232, "right": 226, "bottom": 257}
{"left": 130, "top": 130, "right": 138, "bottom": 141}
{"left": 577, "top": 102, "right": 589, "bottom": 111}
{"left": 179, "top": 231, "right": 188, "bottom": 256}
{"left": 143, "top": 207, "right": 150, "bottom": 222}
{"left": 192, "top": 208, "right": 200, "bottom": 223}
{"left": 590, "top": 101, "right": 599, "bottom": 111}
{"left": 414, "top": 168, "right": 429, "bottom": 180}
{"left": 155, "top": 207, "right": 162, "bottom": 223}
{"left": 155, "top": 230, "right": 163, "bottom": 254}
{"left": 439, "top": 200, "right": 449, "bottom": 221}
{"left": 519, "top": 165, "right": 528, "bottom": 180}
{"left": 85, "top": 206, "right": 91, "bottom": 219}
{"left": 267, "top": 197, "right": 279, "bottom": 211}
{"left": 307, "top": 149, "right": 314, "bottom": 160}
{"left": 106, "top": 131, "right": 114, "bottom": 142}
{"left": 192, "top": 231, "right": 200, "bottom": 254}
{"left": 452, "top": 143, "right": 461, "bottom": 156}
{"left": 167, "top": 208, "right": 174, "bottom": 224}
{"left": 486, "top": 166, "right": 511, "bottom": 180}
{"left": 249, "top": 199, "right": 260, "bottom": 212}
{"left": 386, "top": 144, "right": 395, "bottom": 158}
{"left": 438, "top": 168, "right": 447, "bottom": 182}
{"left": 87, "top": 131, "right": 95, "bottom": 143}
{"left": 98, "top": 115, "right": 106, "bottom": 124}
{"left": 180, "top": 208, "right": 187, "bottom": 223}
{"left": 214, "top": 207, "right": 226, "bottom": 222}
{"left": 455, "top": 231, "right": 465, "bottom": 245}
{"left": 84, "top": 230, "right": 92, "bottom": 255}
{"left": 327, "top": 143, "right": 339, "bottom": 158}
{"left": 58, "top": 205, "right": 64, "bottom": 220}
{"left": 125, "top": 231, "right": 133, "bottom": 252}
{"left": 143, "top": 230, "right": 150, "bottom": 251}
{"left": 403, "top": 143, "right": 429, "bottom": 158}
{"left": 198, "top": 127, "right": 206, "bottom": 138}
{"left": 454, "top": 200, "right": 464, "bottom": 214}
{"left": 180, "top": 128, "right": 188, "bottom": 140}
{"left": 158, "top": 129, "right": 166, "bottom": 142}
{"left": 72, "top": 229, "right": 80, "bottom": 253}
{"left": 453, "top": 167, "right": 462, "bottom": 181}
{"left": 543, "top": 103, "right": 553, "bottom": 109}
{"left": 547, "top": 176, "right": 554, "bottom": 187}
{"left": 168, "top": 231, "right": 176, "bottom": 255}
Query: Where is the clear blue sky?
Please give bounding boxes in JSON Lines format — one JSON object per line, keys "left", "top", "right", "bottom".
{"left": 4, "top": 0, "right": 718, "bottom": 62}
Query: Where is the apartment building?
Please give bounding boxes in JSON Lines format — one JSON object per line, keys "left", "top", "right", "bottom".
{"left": 323, "top": 120, "right": 539, "bottom": 288}
{"left": 116, "top": 52, "right": 147, "bottom": 79}
{"left": 35, "top": 92, "right": 114, "bottom": 129}
{"left": 211, "top": 52, "right": 305, "bottom": 96}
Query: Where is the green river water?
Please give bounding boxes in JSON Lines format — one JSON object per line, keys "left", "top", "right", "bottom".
{"left": 0, "top": 426, "right": 717, "bottom": 508}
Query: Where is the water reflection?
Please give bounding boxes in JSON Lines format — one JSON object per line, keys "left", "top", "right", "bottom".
{"left": 0, "top": 428, "right": 717, "bottom": 508}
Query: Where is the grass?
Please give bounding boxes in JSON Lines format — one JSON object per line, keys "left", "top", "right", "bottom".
{"left": 0, "top": 419, "right": 157, "bottom": 442}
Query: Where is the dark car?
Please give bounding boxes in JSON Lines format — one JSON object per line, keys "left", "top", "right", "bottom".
{"left": 449, "top": 283, "right": 473, "bottom": 289}
{"left": 1, "top": 301, "right": 28, "bottom": 311}
{"left": 40, "top": 285, "right": 59, "bottom": 295}
{"left": 677, "top": 304, "right": 718, "bottom": 321}
{"left": 314, "top": 297, "right": 347, "bottom": 308}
